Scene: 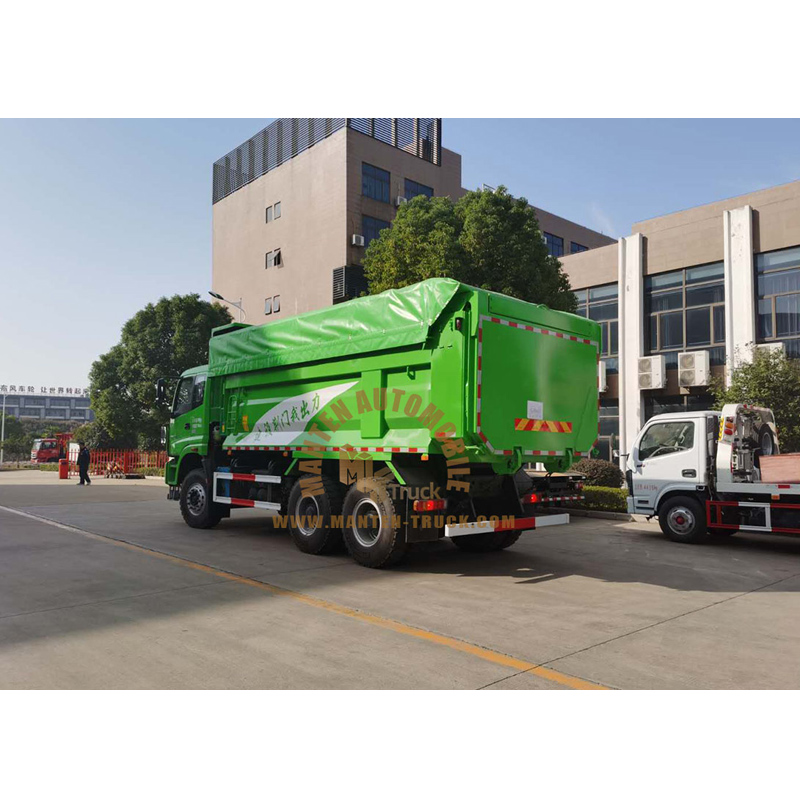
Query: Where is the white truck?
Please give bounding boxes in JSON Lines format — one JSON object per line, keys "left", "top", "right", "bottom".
{"left": 625, "top": 403, "right": 799, "bottom": 543}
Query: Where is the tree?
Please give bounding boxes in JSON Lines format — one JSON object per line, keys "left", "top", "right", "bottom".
{"left": 89, "top": 294, "right": 231, "bottom": 449}
{"left": 712, "top": 348, "right": 800, "bottom": 452}
{"left": 1, "top": 414, "right": 29, "bottom": 463}
{"left": 71, "top": 421, "right": 115, "bottom": 451}
{"left": 363, "top": 186, "right": 577, "bottom": 312}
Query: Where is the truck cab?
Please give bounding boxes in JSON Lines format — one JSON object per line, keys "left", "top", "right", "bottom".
{"left": 627, "top": 411, "right": 719, "bottom": 518}
{"left": 162, "top": 366, "right": 211, "bottom": 492}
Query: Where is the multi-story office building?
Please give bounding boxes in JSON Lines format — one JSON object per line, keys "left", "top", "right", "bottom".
{"left": 560, "top": 179, "right": 800, "bottom": 465}
{"left": 211, "top": 118, "right": 613, "bottom": 321}
{"left": 0, "top": 388, "right": 94, "bottom": 423}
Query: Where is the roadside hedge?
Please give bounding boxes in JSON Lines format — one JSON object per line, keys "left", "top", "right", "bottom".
{"left": 572, "top": 458, "right": 624, "bottom": 488}
{"left": 571, "top": 486, "right": 628, "bottom": 513}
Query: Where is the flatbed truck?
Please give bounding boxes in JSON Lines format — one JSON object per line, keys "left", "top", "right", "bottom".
{"left": 626, "top": 403, "right": 800, "bottom": 542}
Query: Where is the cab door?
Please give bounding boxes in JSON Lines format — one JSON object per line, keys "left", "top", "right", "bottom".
{"left": 170, "top": 375, "right": 207, "bottom": 454}
{"left": 629, "top": 418, "right": 702, "bottom": 514}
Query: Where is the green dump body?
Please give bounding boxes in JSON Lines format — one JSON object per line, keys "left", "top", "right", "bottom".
{"left": 198, "top": 278, "right": 600, "bottom": 475}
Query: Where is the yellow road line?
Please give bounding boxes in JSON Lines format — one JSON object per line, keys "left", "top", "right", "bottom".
{"left": 0, "top": 504, "right": 608, "bottom": 690}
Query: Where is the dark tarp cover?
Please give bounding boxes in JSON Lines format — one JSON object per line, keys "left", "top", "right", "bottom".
{"left": 208, "top": 278, "right": 465, "bottom": 377}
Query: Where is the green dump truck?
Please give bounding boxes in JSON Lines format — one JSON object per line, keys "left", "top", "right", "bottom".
{"left": 160, "top": 278, "right": 600, "bottom": 567}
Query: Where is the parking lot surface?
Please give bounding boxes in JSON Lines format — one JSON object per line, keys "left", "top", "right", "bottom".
{"left": 2, "top": 470, "right": 800, "bottom": 689}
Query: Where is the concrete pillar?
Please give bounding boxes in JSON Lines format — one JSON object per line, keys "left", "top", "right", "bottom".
{"left": 617, "top": 233, "right": 644, "bottom": 470}
{"left": 723, "top": 206, "right": 755, "bottom": 383}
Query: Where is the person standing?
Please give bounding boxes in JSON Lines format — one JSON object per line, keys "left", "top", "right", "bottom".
{"left": 77, "top": 441, "right": 91, "bottom": 486}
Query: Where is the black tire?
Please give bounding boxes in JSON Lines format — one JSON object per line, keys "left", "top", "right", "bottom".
{"left": 451, "top": 529, "right": 522, "bottom": 553}
{"left": 342, "top": 480, "right": 406, "bottom": 568}
{"left": 658, "top": 496, "right": 708, "bottom": 543}
{"left": 180, "top": 468, "right": 223, "bottom": 529}
{"left": 287, "top": 474, "right": 344, "bottom": 555}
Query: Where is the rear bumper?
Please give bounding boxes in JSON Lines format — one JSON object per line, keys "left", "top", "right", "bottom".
{"left": 444, "top": 513, "right": 569, "bottom": 538}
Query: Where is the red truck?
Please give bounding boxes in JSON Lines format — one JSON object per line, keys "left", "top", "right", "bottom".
{"left": 30, "top": 433, "right": 72, "bottom": 464}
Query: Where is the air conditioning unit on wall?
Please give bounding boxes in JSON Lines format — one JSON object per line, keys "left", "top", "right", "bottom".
{"left": 351, "top": 234, "right": 365, "bottom": 247}
{"left": 395, "top": 196, "right": 407, "bottom": 207}
{"left": 757, "top": 341, "right": 785, "bottom": 355}
{"left": 678, "top": 351, "right": 710, "bottom": 387}
{"left": 598, "top": 361, "right": 607, "bottom": 393}
{"left": 638, "top": 355, "right": 666, "bottom": 390}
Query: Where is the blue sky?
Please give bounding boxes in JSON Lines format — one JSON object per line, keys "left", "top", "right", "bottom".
{"left": 2, "top": 118, "right": 799, "bottom": 388}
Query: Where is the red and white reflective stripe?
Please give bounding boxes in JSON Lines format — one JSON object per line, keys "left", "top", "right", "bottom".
{"left": 228, "top": 445, "right": 420, "bottom": 453}
{"left": 444, "top": 513, "right": 569, "bottom": 537}
{"left": 524, "top": 449, "right": 566, "bottom": 457}
{"left": 215, "top": 496, "right": 280, "bottom": 510}
{"left": 540, "top": 495, "right": 582, "bottom": 502}
{"left": 482, "top": 315, "right": 599, "bottom": 349}
{"left": 215, "top": 472, "right": 281, "bottom": 483}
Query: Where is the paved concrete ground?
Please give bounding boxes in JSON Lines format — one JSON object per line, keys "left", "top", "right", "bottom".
{"left": 2, "top": 469, "right": 800, "bottom": 689}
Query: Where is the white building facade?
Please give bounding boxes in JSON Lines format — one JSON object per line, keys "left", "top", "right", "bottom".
{"left": 560, "top": 179, "right": 800, "bottom": 467}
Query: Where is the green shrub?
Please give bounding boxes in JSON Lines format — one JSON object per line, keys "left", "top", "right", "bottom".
{"left": 573, "top": 458, "right": 624, "bottom": 488}
{"left": 38, "top": 464, "right": 60, "bottom": 472}
{"left": 570, "top": 486, "right": 628, "bottom": 513}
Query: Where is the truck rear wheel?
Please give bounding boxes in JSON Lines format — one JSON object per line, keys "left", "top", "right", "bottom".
{"left": 287, "top": 475, "right": 344, "bottom": 555}
{"left": 342, "top": 481, "right": 406, "bottom": 568}
{"left": 658, "top": 496, "right": 708, "bottom": 543}
{"left": 180, "top": 469, "right": 223, "bottom": 529}
{"left": 452, "top": 530, "right": 522, "bottom": 552}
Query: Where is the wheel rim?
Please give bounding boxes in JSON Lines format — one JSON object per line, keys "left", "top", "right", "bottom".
{"left": 186, "top": 482, "right": 207, "bottom": 516}
{"left": 668, "top": 506, "right": 695, "bottom": 534}
{"left": 351, "top": 497, "right": 382, "bottom": 548}
{"left": 296, "top": 495, "right": 321, "bottom": 536}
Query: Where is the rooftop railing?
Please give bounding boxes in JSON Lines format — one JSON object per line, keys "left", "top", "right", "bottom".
{"left": 212, "top": 118, "right": 441, "bottom": 203}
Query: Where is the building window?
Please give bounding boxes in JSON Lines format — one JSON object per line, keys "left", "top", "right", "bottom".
{"left": 543, "top": 232, "right": 564, "bottom": 258}
{"left": 404, "top": 178, "right": 433, "bottom": 200}
{"left": 362, "top": 163, "right": 390, "bottom": 203}
{"left": 362, "top": 215, "right": 390, "bottom": 248}
{"left": 266, "top": 202, "right": 281, "bottom": 223}
{"left": 266, "top": 249, "right": 282, "bottom": 268}
{"left": 571, "top": 242, "right": 588, "bottom": 254}
{"left": 756, "top": 245, "right": 800, "bottom": 357}
{"left": 274, "top": 201, "right": 281, "bottom": 219}
{"left": 264, "top": 295, "right": 280, "bottom": 314}
{"left": 266, "top": 206, "right": 273, "bottom": 223}
{"left": 596, "top": 399, "right": 619, "bottom": 461}
{"left": 643, "top": 393, "right": 714, "bottom": 422}
{"left": 644, "top": 262, "right": 725, "bottom": 368}
{"left": 574, "top": 283, "right": 618, "bottom": 373}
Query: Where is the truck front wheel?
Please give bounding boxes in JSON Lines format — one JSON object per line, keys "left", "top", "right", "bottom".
{"left": 180, "top": 469, "right": 223, "bottom": 529}
{"left": 658, "top": 496, "right": 707, "bottom": 543}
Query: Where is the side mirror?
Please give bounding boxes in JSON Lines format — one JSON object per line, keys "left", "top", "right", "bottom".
{"left": 155, "top": 378, "right": 167, "bottom": 405}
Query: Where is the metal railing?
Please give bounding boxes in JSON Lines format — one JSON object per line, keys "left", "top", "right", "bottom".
{"left": 69, "top": 449, "right": 168, "bottom": 477}
{"left": 212, "top": 118, "right": 441, "bottom": 204}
